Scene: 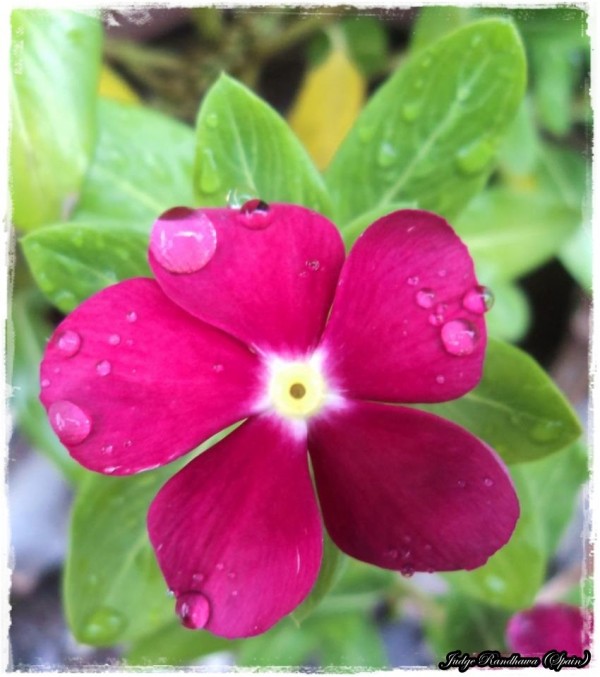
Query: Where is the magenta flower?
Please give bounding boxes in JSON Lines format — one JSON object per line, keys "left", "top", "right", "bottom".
{"left": 506, "top": 603, "right": 592, "bottom": 657}
{"left": 40, "top": 204, "right": 519, "bottom": 638}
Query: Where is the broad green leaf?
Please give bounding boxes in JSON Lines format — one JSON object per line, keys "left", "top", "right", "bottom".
{"left": 73, "top": 98, "right": 196, "bottom": 226}
{"left": 10, "top": 10, "right": 102, "bottom": 230}
{"left": 288, "top": 43, "right": 366, "bottom": 171}
{"left": 65, "top": 467, "right": 178, "bottom": 645}
{"left": 126, "top": 621, "right": 235, "bottom": 666}
{"left": 426, "top": 594, "right": 511, "bottom": 659}
{"left": 66, "top": 429, "right": 232, "bottom": 646}
{"left": 445, "top": 441, "right": 587, "bottom": 610}
{"left": 411, "top": 6, "right": 472, "bottom": 50}
{"left": 21, "top": 222, "right": 150, "bottom": 313}
{"left": 456, "top": 186, "right": 578, "bottom": 282}
{"left": 560, "top": 225, "right": 592, "bottom": 292}
{"left": 326, "top": 19, "right": 526, "bottom": 226}
{"left": 292, "top": 534, "right": 348, "bottom": 623}
{"left": 538, "top": 142, "right": 589, "bottom": 213}
{"left": 498, "top": 97, "right": 540, "bottom": 176}
{"left": 485, "top": 281, "right": 530, "bottom": 343}
{"left": 10, "top": 290, "right": 84, "bottom": 483}
{"left": 194, "top": 74, "right": 331, "bottom": 214}
{"left": 423, "top": 339, "right": 582, "bottom": 464}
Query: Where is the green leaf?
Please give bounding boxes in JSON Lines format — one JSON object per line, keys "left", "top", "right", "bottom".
{"left": 292, "top": 533, "right": 347, "bottom": 623}
{"left": 66, "top": 429, "right": 232, "bottom": 646}
{"left": 426, "top": 594, "right": 511, "bottom": 659}
{"left": 485, "top": 281, "right": 530, "bottom": 343}
{"left": 445, "top": 441, "right": 587, "bottom": 610}
{"left": 560, "top": 224, "right": 592, "bottom": 292}
{"left": 10, "top": 290, "right": 84, "bottom": 483}
{"left": 411, "top": 6, "right": 473, "bottom": 51}
{"left": 314, "top": 612, "right": 387, "bottom": 668}
{"left": 73, "top": 98, "right": 197, "bottom": 226}
{"left": 21, "top": 222, "right": 150, "bottom": 313}
{"left": 194, "top": 74, "right": 331, "bottom": 214}
{"left": 456, "top": 186, "right": 578, "bottom": 282}
{"left": 326, "top": 19, "right": 526, "bottom": 226}
{"left": 498, "top": 97, "right": 540, "bottom": 176}
{"left": 10, "top": 10, "right": 102, "bottom": 231}
{"left": 126, "top": 621, "right": 236, "bottom": 666}
{"left": 65, "top": 466, "right": 178, "bottom": 645}
{"left": 342, "top": 17, "right": 389, "bottom": 77}
{"left": 423, "top": 339, "right": 582, "bottom": 464}
{"left": 236, "top": 619, "right": 317, "bottom": 667}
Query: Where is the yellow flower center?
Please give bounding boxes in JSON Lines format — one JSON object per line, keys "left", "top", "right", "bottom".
{"left": 267, "top": 358, "right": 328, "bottom": 420}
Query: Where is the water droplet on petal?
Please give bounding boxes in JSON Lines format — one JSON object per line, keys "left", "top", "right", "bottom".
{"left": 199, "top": 148, "right": 221, "bottom": 194}
{"left": 126, "top": 311, "right": 137, "bottom": 323}
{"left": 216, "top": 562, "right": 224, "bottom": 571}
{"left": 231, "top": 590, "right": 238, "bottom": 597}
{"left": 228, "top": 572, "right": 236, "bottom": 579}
{"left": 192, "top": 573, "right": 205, "bottom": 583}
{"left": 124, "top": 440, "right": 133, "bottom": 448}
{"left": 101, "top": 444, "right": 114, "bottom": 454}
{"left": 483, "top": 477, "right": 494, "bottom": 487}
{"left": 80, "top": 607, "right": 126, "bottom": 644}
{"left": 305, "top": 260, "right": 320, "bottom": 272}
{"left": 212, "top": 363, "right": 224, "bottom": 373}
{"left": 236, "top": 199, "right": 271, "bottom": 229}
{"left": 441, "top": 319, "right": 478, "bottom": 356}
{"left": 416, "top": 288, "right": 436, "bottom": 309}
{"left": 96, "top": 360, "right": 112, "bottom": 376}
{"left": 41, "top": 378, "right": 51, "bottom": 388}
{"left": 429, "top": 312, "right": 445, "bottom": 327}
{"left": 435, "top": 375, "right": 446, "bottom": 384}
{"left": 463, "top": 285, "right": 494, "bottom": 314}
{"left": 56, "top": 330, "right": 81, "bottom": 357}
{"left": 457, "top": 479, "right": 467, "bottom": 489}
{"left": 176, "top": 592, "right": 210, "bottom": 630}
{"left": 387, "top": 548, "right": 399, "bottom": 560}
{"left": 108, "top": 334, "right": 121, "bottom": 346}
{"left": 377, "top": 142, "right": 397, "bottom": 168}
{"left": 438, "top": 269, "right": 447, "bottom": 278}
{"left": 48, "top": 401, "right": 91, "bottom": 445}
{"left": 151, "top": 210, "right": 217, "bottom": 274}
{"left": 406, "top": 275, "right": 420, "bottom": 286}
{"left": 401, "top": 565, "right": 415, "bottom": 578}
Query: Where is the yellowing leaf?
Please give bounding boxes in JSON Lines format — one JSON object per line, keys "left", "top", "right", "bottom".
{"left": 289, "top": 48, "right": 366, "bottom": 171}
{"left": 98, "top": 65, "right": 139, "bottom": 104}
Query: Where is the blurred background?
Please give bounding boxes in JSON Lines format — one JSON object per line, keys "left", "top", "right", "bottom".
{"left": 8, "top": 5, "right": 591, "bottom": 670}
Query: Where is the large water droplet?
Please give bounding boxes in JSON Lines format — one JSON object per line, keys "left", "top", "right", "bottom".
{"left": 151, "top": 210, "right": 217, "bottom": 274}
{"left": 415, "top": 288, "right": 436, "bottom": 309}
{"left": 48, "top": 401, "right": 92, "bottom": 445}
{"left": 199, "top": 149, "right": 221, "bottom": 194}
{"left": 236, "top": 199, "right": 272, "bottom": 230}
{"left": 463, "top": 285, "right": 494, "bottom": 314}
{"left": 176, "top": 592, "right": 210, "bottom": 630}
{"left": 455, "top": 139, "right": 495, "bottom": 175}
{"left": 96, "top": 360, "right": 112, "bottom": 377}
{"left": 377, "top": 142, "right": 397, "bottom": 168}
{"left": 80, "top": 607, "right": 126, "bottom": 644}
{"left": 56, "top": 330, "right": 81, "bottom": 357}
{"left": 441, "top": 319, "right": 478, "bottom": 356}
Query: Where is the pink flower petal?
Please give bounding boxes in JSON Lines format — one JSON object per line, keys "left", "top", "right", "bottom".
{"left": 319, "top": 210, "right": 487, "bottom": 403}
{"left": 309, "top": 401, "right": 519, "bottom": 573}
{"left": 507, "top": 604, "right": 592, "bottom": 657}
{"left": 149, "top": 203, "right": 345, "bottom": 354}
{"left": 148, "top": 415, "right": 322, "bottom": 638}
{"left": 40, "top": 278, "right": 262, "bottom": 475}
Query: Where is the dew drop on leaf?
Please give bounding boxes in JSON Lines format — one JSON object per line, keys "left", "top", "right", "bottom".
{"left": 80, "top": 607, "right": 126, "bottom": 644}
